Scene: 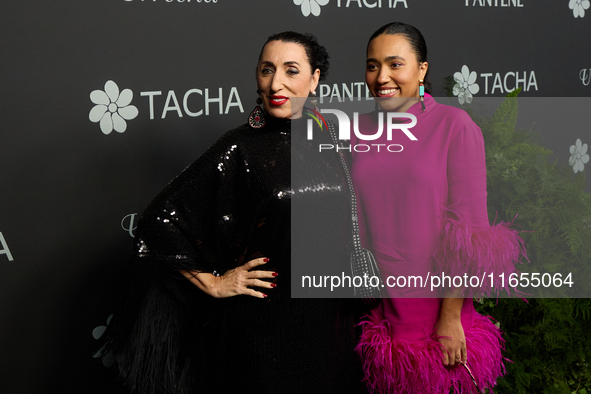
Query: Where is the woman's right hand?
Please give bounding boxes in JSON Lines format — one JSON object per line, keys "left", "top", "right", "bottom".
{"left": 180, "top": 257, "right": 277, "bottom": 299}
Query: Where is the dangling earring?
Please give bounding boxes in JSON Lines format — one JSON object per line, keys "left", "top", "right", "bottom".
{"left": 249, "top": 93, "right": 266, "bottom": 128}
{"left": 310, "top": 91, "right": 318, "bottom": 111}
{"left": 419, "top": 79, "right": 426, "bottom": 112}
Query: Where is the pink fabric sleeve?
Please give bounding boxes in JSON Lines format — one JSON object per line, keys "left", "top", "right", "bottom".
{"left": 433, "top": 116, "right": 527, "bottom": 296}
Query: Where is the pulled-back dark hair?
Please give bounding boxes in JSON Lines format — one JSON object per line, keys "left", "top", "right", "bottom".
{"left": 367, "top": 22, "right": 431, "bottom": 93}
{"left": 259, "top": 31, "right": 330, "bottom": 81}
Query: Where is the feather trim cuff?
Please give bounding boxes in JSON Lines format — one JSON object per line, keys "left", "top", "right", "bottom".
{"left": 433, "top": 208, "right": 528, "bottom": 297}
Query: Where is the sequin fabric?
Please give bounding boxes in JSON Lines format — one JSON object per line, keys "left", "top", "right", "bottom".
{"left": 112, "top": 116, "right": 364, "bottom": 394}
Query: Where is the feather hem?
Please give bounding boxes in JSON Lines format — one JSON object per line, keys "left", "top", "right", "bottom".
{"left": 356, "top": 313, "right": 506, "bottom": 394}
{"left": 97, "top": 257, "right": 196, "bottom": 394}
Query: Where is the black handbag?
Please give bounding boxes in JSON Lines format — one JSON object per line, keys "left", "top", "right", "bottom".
{"left": 326, "top": 121, "right": 383, "bottom": 303}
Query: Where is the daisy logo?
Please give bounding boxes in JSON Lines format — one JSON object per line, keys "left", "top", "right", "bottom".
{"left": 89, "top": 80, "right": 139, "bottom": 135}
{"left": 453, "top": 65, "right": 480, "bottom": 104}
{"left": 569, "top": 0, "right": 590, "bottom": 17}
{"left": 569, "top": 138, "right": 590, "bottom": 173}
{"left": 92, "top": 314, "right": 115, "bottom": 367}
{"left": 293, "top": 0, "right": 329, "bottom": 17}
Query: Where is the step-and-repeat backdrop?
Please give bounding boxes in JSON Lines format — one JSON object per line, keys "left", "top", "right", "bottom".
{"left": 1, "top": 1, "right": 590, "bottom": 392}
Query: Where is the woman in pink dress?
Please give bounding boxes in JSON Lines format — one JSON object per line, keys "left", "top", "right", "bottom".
{"left": 351, "top": 22, "right": 526, "bottom": 393}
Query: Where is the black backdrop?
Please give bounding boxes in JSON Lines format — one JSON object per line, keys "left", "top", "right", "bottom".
{"left": 1, "top": 1, "right": 590, "bottom": 392}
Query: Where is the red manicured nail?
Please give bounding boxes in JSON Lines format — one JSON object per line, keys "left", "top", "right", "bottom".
{"left": 271, "top": 283, "right": 277, "bottom": 288}
{"left": 272, "top": 272, "right": 278, "bottom": 277}
{"left": 263, "top": 294, "right": 268, "bottom": 298}
{"left": 263, "top": 258, "right": 269, "bottom": 262}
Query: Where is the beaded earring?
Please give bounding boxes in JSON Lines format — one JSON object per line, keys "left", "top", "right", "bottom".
{"left": 310, "top": 91, "right": 318, "bottom": 111}
{"left": 248, "top": 94, "right": 266, "bottom": 128}
{"left": 419, "top": 79, "right": 425, "bottom": 112}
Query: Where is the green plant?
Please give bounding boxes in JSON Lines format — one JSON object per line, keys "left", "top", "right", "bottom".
{"left": 470, "top": 91, "right": 591, "bottom": 393}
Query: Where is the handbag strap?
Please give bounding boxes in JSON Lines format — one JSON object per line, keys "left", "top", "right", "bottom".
{"left": 326, "top": 121, "right": 363, "bottom": 254}
{"left": 461, "top": 362, "right": 484, "bottom": 394}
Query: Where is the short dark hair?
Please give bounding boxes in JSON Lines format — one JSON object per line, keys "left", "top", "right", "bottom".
{"left": 368, "top": 22, "right": 431, "bottom": 93}
{"left": 259, "top": 31, "right": 330, "bottom": 81}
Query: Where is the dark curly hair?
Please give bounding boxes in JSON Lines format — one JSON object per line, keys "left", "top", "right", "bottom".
{"left": 368, "top": 22, "right": 431, "bottom": 93}
{"left": 258, "top": 31, "right": 330, "bottom": 81}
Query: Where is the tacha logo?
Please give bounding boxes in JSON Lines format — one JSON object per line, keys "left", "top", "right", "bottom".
{"left": 0, "top": 232, "right": 14, "bottom": 262}
{"left": 294, "top": 0, "right": 410, "bottom": 17}
{"left": 453, "top": 65, "right": 538, "bottom": 103}
{"left": 89, "top": 81, "right": 244, "bottom": 135}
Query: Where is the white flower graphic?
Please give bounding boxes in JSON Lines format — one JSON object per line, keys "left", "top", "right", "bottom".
{"left": 453, "top": 65, "right": 480, "bottom": 104}
{"left": 89, "top": 80, "right": 139, "bottom": 134}
{"left": 294, "top": 0, "right": 329, "bottom": 17}
{"left": 569, "top": 138, "right": 590, "bottom": 173}
{"left": 92, "top": 314, "right": 115, "bottom": 367}
{"left": 569, "top": 0, "right": 590, "bottom": 18}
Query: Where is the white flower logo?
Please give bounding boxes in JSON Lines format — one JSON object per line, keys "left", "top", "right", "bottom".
{"left": 294, "top": 0, "right": 329, "bottom": 17}
{"left": 453, "top": 65, "right": 480, "bottom": 104}
{"left": 569, "top": 0, "right": 590, "bottom": 18}
{"left": 92, "top": 314, "right": 115, "bottom": 367}
{"left": 89, "top": 80, "right": 139, "bottom": 134}
{"left": 569, "top": 138, "right": 590, "bottom": 173}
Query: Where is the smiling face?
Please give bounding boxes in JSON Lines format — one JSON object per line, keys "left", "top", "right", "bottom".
{"left": 256, "top": 40, "right": 320, "bottom": 119}
{"left": 365, "top": 34, "right": 428, "bottom": 112}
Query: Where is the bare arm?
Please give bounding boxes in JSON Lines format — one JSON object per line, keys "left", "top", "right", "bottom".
{"left": 436, "top": 289, "right": 466, "bottom": 367}
{"left": 180, "top": 257, "right": 277, "bottom": 299}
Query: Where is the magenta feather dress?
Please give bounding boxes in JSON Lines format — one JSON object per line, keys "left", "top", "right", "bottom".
{"left": 350, "top": 94, "right": 526, "bottom": 393}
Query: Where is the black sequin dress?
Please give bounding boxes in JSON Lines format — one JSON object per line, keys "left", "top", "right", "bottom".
{"left": 105, "top": 116, "right": 364, "bottom": 394}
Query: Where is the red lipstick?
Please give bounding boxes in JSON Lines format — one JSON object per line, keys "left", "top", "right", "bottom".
{"left": 269, "top": 95, "right": 289, "bottom": 106}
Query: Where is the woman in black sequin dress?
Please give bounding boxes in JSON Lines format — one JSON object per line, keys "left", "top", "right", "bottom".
{"left": 101, "top": 32, "right": 364, "bottom": 394}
